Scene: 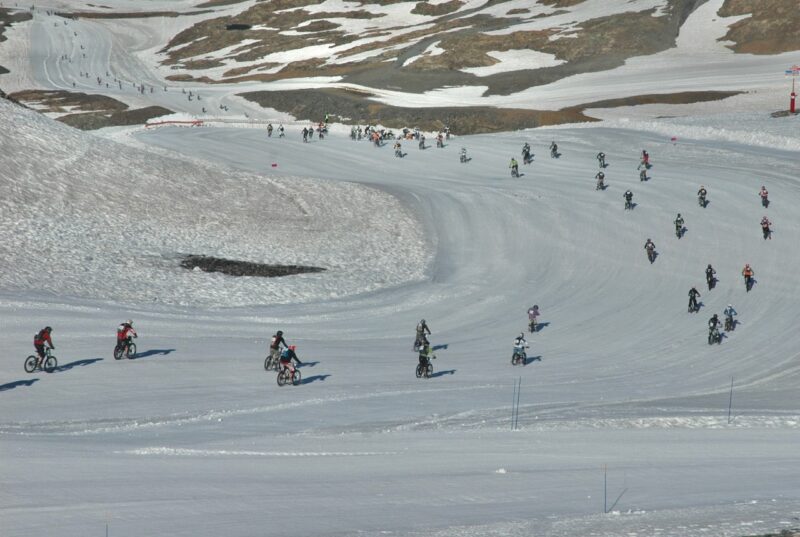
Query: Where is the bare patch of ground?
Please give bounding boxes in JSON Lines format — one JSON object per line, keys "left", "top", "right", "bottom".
{"left": 58, "top": 106, "right": 172, "bottom": 130}
{"left": 181, "top": 255, "right": 325, "bottom": 278}
{"left": 506, "top": 8, "right": 530, "bottom": 15}
{"left": 156, "top": 0, "right": 704, "bottom": 96}
{"left": 240, "top": 87, "right": 741, "bottom": 134}
{"left": 56, "top": 10, "right": 211, "bottom": 19}
{"left": 411, "top": 1, "right": 463, "bottom": 17}
{"left": 195, "top": 0, "right": 249, "bottom": 7}
{"left": 8, "top": 89, "right": 128, "bottom": 113}
{"left": 717, "top": 0, "right": 800, "bottom": 54}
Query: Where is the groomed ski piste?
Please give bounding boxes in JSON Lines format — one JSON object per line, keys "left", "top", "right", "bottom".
{"left": 2, "top": 1, "right": 800, "bottom": 536}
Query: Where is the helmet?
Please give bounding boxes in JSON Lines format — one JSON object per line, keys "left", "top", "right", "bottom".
{"left": 45, "top": 326, "right": 52, "bottom": 332}
{"left": 707, "top": 264, "right": 712, "bottom": 268}
{"left": 519, "top": 333, "right": 525, "bottom": 339}
{"left": 677, "top": 213, "right": 681, "bottom": 217}
{"left": 127, "top": 319, "right": 133, "bottom": 326}
{"left": 420, "top": 319, "right": 425, "bottom": 324}
{"left": 647, "top": 238, "right": 651, "bottom": 242}
{"left": 277, "top": 330, "right": 283, "bottom": 336}
{"left": 728, "top": 304, "right": 732, "bottom": 308}
{"left": 289, "top": 345, "right": 296, "bottom": 351}
{"left": 533, "top": 305, "right": 538, "bottom": 309}
{"left": 745, "top": 264, "right": 750, "bottom": 268}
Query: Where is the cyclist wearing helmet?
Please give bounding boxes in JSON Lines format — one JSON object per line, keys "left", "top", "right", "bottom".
{"left": 279, "top": 344, "right": 302, "bottom": 374}
{"left": 415, "top": 319, "right": 431, "bottom": 351}
{"left": 270, "top": 330, "right": 288, "bottom": 364}
{"left": 116, "top": 319, "right": 137, "bottom": 350}
{"left": 33, "top": 326, "right": 54, "bottom": 366}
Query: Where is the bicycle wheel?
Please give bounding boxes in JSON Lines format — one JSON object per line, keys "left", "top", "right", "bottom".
{"left": 425, "top": 364, "right": 433, "bottom": 378}
{"left": 114, "top": 345, "right": 124, "bottom": 360}
{"left": 127, "top": 342, "right": 137, "bottom": 358}
{"left": 264, "top": 356, "right": 273, "bottom": 371}
{"left": 24, "top": 355, "right": 37, "bottom": 373}
{"left": 291, "top": 370, "right": 302, "bottom": 386}
{"left": 415, "top": 364, "right": 423, "bottom": 378}
{"left": 44, "top": 356, "right": 57, "bottom": 373}
{"left": 277, "top": 370, "right": 287, "bottom": 386}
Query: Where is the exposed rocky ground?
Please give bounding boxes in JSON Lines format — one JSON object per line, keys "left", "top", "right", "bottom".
{"left": 181, "top": 255, "right": 325, "bottom": 278}
{"left": 0, "top": 7, "right": 32, "bottom": 74}
{"left": 160, "top": 0, "right": 708, "bottom": 96}
{"left": 718, "top": 0, "right": 800, "bottom": 54}
{"left": 241, "top": 88, "right": 740, "bottom": 134}
{"left": 6, "top": 89, "right": 172, "bottom": 130}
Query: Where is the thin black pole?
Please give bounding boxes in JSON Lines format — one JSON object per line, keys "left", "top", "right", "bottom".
{"left": 604, "top": 464, "right": 607, "bottom": 513}
{"left": 727, "top": 376, "right": 734, "bottom": 424}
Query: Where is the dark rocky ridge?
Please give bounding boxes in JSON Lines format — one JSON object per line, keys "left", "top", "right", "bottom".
{"left": 181, "top": 255, "right": 326, "bottom": 278}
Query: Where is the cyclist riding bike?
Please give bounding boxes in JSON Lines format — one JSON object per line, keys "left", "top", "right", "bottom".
{"left": 116, "top": 319, "right": 137, "bottom": 351}
{"left": 279, "top": 345, "right": 302, "bottom": 374}
{"left": 33, "top": 326, "right": 54, "bottom": 368}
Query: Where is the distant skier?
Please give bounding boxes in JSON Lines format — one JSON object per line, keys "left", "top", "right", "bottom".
{"left": 595, "top": 171, "right": 605, "bottom": 190}
{"left": 460, "top": 147, "right": 468, "bottom": 163}
{"left": 267, "top": 123, "right": 273, "bottom": 137}
{"left": 527, "top": 305, "right": 540, "bottom": 333}
{"left": 549, "top": 141, "right": 558, "bottom": 158}
{"left": 597, "top": 151, "right": 606, "bottom": 168}
{"left": 394, "top": 141, "right": 403, "bottom": 158}
{"left": 759, "top": 185, "right": 769, "bottom": 208}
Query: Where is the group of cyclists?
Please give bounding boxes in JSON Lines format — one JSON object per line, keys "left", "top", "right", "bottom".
{"left": 28, "top": 320, "right": 137, "bottom": 371}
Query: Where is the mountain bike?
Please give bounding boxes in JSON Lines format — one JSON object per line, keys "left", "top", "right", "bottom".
{"left": 25, "top": 348, "right": 57, "bottom": 373}
{"left": 114, "top": 337, "right": 137, "bottom": 359}
{"left": 277, "top": 366, "right": 301, "bottom": 386}
{"left": 511, "top": 349, "right": 527, "bottom": 366}
{"left": 415, "top": 358, "right": 433, "bottom": 378}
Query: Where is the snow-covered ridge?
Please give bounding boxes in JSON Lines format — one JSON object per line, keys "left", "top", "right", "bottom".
{"left": 0, "top": 98, "right": 428, "bottom": 307}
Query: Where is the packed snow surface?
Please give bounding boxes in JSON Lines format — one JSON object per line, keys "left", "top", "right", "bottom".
{"left": 2, "top": 1, "right": 800, "bottom": 537}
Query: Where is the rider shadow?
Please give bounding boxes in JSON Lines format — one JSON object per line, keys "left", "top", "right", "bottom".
{"left": 432, "top": 343, "right": 449, "bottom": 351}
{"left": 431, "top": 369, "right": 456, "bottom": 378}
{"left": 533, "top": 322, "right": 550, "bottom": 332}
{"left": 462, "top": 157, "right": 473, "bottom": 163}
{"left": 708, "top": 278, "right": 717, "bottom": 290}
{"left": 298, "top": 361, "right": 319, "bottom": 368}
{"left": 130, "top": 349, "right": 176, "bottom": 360}
{"left": 55, "top": 358, "right": 103, "bottom": 372}
{"left": 746, "top": 278, "right": 757, "bottom": 292}
{"left": 301, "top": 374, "right": 330, "bottom": 385}
{"left": 523, "top": 355, "right": 542, "bottom": 365}
{"left": 762, "top": 199, "right": 770, "bottom": 208}
{"left": 649, "top": 251, "right": 659, "bottom": 264}
{"left": 701, "top": 199, "right": 710, "bottom": 208}
{"left": 693, "top": 301, "right": 704, "bottom": 312}
{"left": 0, "top": 378, "right": 39, "bottom": 392}
{"left": 677, "top": 226, "right": 687, "bottom": 238}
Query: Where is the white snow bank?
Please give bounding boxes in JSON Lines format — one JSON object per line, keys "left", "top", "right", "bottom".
{"left": 0, "top": 98, "right": 428, "bottom": 307}
{"left": 461, "top": 49, "right": 565, "bottom": 76}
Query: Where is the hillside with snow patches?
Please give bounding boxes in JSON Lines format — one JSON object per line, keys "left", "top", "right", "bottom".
{"left": 2, "top": 1, "right": 800, "bottom": 536}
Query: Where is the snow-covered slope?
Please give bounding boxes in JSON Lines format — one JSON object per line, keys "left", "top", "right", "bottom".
{"left": 2, "top": 94, "right": 800, "bottom": 536}
{"left": 0, "top": 98, "right": 427, "bottom": 306}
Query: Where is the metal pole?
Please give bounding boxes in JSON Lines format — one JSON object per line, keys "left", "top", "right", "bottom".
{"left": 514, "top": 377, "right": 522, "bottom": 430}
{"left": 727, "top": 376, "right": 734, "bottom": 424}
{"left": 511, "top": 379, "right": 517, "bottom": 430}
{"left": 604, "top": 464, "right": 607, "bottom": 513}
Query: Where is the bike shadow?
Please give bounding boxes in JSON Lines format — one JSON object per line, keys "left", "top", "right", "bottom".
{"left": 708, "top": 278, "right": 717, "bottom": 290}
{"left": 462, "top": 157, "right": 473, "bottom": 163}
{"left": 298, "top": 361, "right": 319, "bottom": 368}
{"left": 130, "top": 349, "right": 176, "bottom": 360}
{"left": 432, "top": 343, "right": 449, "bottom": 351}
{"left": 431, "top": 369, "right": 456, "bottom": 378}
{"left": 523, "top": 355, "right": 542, "bottom": 365}
{"left": 301, "top": 374, "right": 330, "bottom": 385}
{"left": 0, "top": 378, "right": 39, "bottom": 392}
{"left": 533, "top": 322, "right": 550, "bottom": 332}
{"left": 56, "top": 358, "right": 103, "bottom": 372}
{"left": 693, "top": 301, "right": 705, "bottom": 312}
{"left": 702, "top": 200, "right": 711, "bottom": 208}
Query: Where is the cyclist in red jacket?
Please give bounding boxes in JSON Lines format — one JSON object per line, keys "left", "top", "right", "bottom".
{"left": 33, "top": 327, "right": 54, "bottom": 367}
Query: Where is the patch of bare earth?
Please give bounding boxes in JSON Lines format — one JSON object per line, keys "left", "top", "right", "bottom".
{"left": 411, "top": 1, "right": 463, "bottom": 17}
{"left": 8, "top": 89, "right": 128, "bottom": 113}
{"left": 58, "top": 106, "right": 172, "bottom": 130}
{"left": 718, "top": 0, "right": 800, "bottom": 54}
{"left": 241, "top": 88, "right": 741, "bottom": 134}
{"left": 539, "top": 0, "right": 587, "bottom": 7}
